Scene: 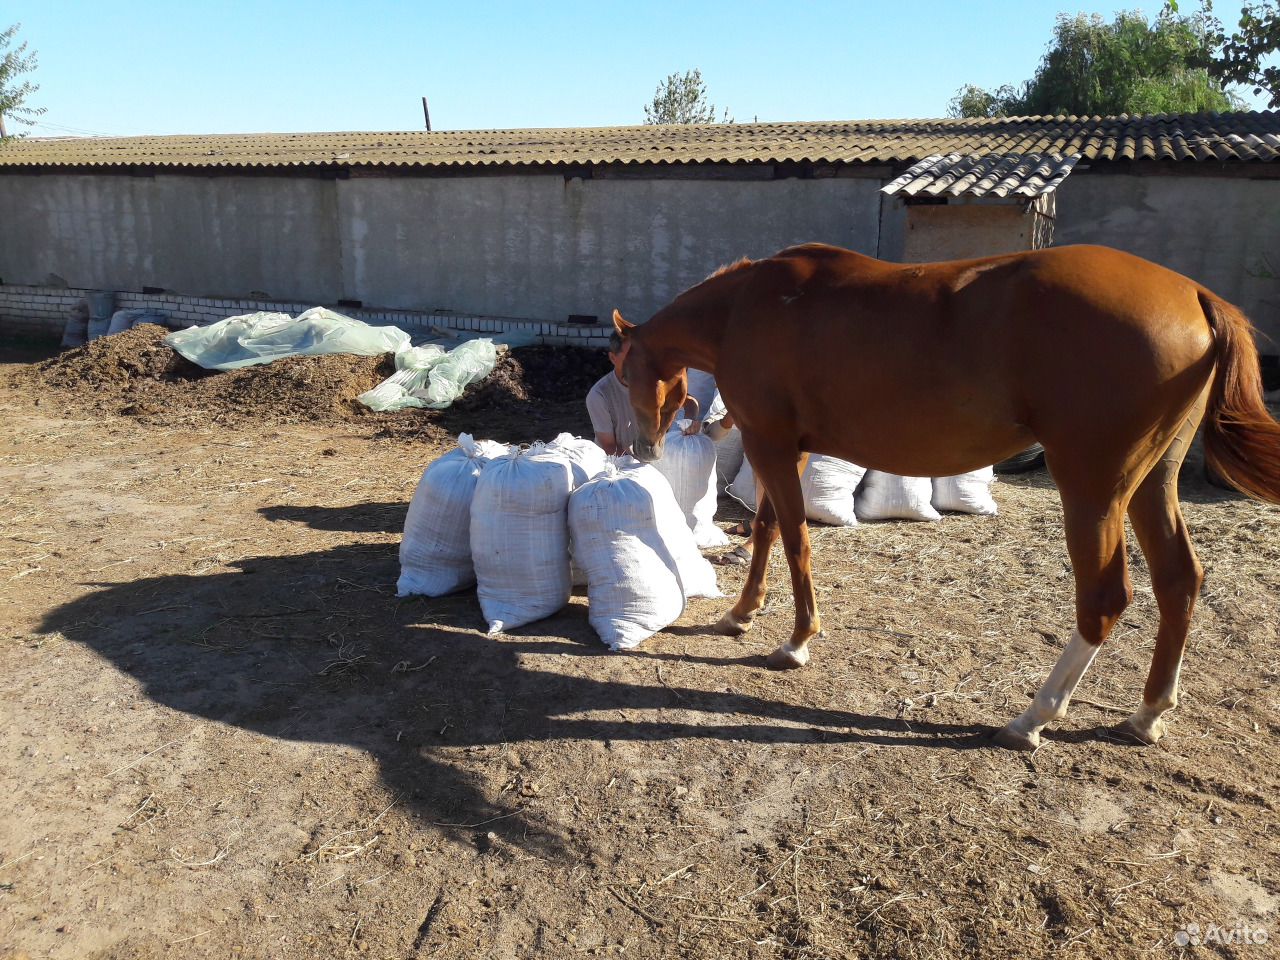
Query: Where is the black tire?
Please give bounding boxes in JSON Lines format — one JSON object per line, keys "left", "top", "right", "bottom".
{"left": 995, "top": 443, "right": 1045, "bottom": 474}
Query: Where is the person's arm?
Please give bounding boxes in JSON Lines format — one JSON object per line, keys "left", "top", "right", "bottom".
{"left": 586, "top": 386, "right": 622, "bottom": 455}
{"left": 703, "top": 394, "right": 735, "bottom": 441}
{"left": 681, "top": 395, "right": 702, "bottom": 436}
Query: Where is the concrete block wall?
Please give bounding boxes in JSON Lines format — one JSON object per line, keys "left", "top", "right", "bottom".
{"left": 0, "top": 285, "right": 613, "bottom": 350}
{"left": 0, "top": 285, "right": 91, "bottom": 338}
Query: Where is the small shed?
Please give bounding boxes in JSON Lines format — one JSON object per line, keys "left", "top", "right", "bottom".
{"left": 880, "top": 152, "right": 1080, "bottom": 261}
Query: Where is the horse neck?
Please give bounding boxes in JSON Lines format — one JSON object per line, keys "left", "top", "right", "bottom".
{"left": 643, "top": 276, "right": 737, "bottom": 375}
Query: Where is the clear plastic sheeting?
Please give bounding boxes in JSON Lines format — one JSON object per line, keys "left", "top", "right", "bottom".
{"left": 357, "top": 338, "right": 500, "bottom": 411}
{"left": 418, "top": 338, "right": 498, "bottom": 409}
{"left": 356, "top": 344, "right": 449, "bottom": 412}
{"left": 164, "top": 307, "right": 412, "bottom": 371}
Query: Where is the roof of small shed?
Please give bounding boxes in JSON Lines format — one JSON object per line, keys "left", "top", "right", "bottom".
{"left": 882, "top": 153, "right": 1082, "bottom": 199}
{"left": 1, "top": 112, "right": 1278, "bottom": 171}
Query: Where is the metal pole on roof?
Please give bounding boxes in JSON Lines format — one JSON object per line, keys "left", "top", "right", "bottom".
{"left": 422, "top": 97, "right": 431, "bottom": 132}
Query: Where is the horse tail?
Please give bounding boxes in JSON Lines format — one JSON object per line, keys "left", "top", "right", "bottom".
{"left": 1199, "top": 292, "right": 1280, "bottom": 503}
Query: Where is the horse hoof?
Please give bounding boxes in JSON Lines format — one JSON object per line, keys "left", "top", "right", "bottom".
{"left": 714, "top": 611, "right": 753, "bottom": 636}
{"left": 1118, "top": 714, "right": 1166, "bottom": 745}
{"left": 765, "top": 643, "right": 809, "bottom": 670}
{"left": 993, "top": 725, "right": 1040, "bottom": 752}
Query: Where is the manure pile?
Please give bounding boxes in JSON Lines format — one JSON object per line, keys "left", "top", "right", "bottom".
{"left": 16, "top": 325, "right": 609, "bottom": 441}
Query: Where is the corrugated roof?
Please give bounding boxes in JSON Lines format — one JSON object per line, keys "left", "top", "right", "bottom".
{"left": 1, "top": 112, "right": 1278, "bottom": 170}
{"left": 881, "top": 153, "right": 1081, "bottom": 199}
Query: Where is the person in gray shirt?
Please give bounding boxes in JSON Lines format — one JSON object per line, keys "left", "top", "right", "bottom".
{"left": 587, "top": 331, "right": 706, "bottom": 455}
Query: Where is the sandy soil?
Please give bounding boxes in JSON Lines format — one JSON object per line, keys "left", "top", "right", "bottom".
{"left": 1, "top": 341, "right": 1277, "bottom": 960}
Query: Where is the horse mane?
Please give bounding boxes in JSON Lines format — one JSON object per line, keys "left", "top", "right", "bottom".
{"left": 706, "top": 256, "right": 754, "bottom": 281}
{"left": 657, "top": 256, "right": 757, "bottom": 318}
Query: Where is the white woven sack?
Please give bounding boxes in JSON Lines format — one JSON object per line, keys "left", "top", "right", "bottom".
{"left": 932, "top": 467, "right": 998, "bottom": 516}
{"left": 856, "top": 471, "right": 942, "bottom": 522}
{"left": 547, "top": 433, "right": 609, "bottom": 587}
{"left": 800, "top": 455, "right": 865, "bottom": 526}
{"left": 729, "top": 454, "right": 865, "bottom": 527}
{"left": 397, "top": 434, "right": 510, "bottom": 597}
{"left": 569, "top": 461, "right": 689, "bottom": 649}
{"left": 471, "top": 445, "right": 575, "bottom": 634}
{"left": 713, "top": 428, "right": 745, "bottom": 495}
{"left": 649, "top": 421, "right": 729, "bottom": 549}
{"left": 727, "top": 456, "right": 757, "bottom": 510}
{"left": 704, "top": 392, "right": 744, "bottom": 494}
{"left": 546, "top": 433, "right": 609, "bottom": 488}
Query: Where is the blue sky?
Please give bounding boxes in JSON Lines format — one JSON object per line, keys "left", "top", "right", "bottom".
{"left": 5, "top": 0, "right": 1272, "bottom": 137}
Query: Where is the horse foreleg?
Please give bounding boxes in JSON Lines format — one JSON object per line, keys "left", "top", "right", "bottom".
{"left": 715, "top": 493, "right": 779, "bottom": 636}
{"left": 748, "top": 450, "right": 818, "bottom": 669}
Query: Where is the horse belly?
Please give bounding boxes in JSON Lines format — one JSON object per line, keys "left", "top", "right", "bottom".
{"left": 799, "top": 391, "right": 1033, "bottom": 478}
{"left": 788, "top": 320, "right": 1032, "bottom": 477}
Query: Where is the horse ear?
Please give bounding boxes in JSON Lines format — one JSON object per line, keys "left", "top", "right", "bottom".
{"left": 612, "top": 309, "right": 634, "bottom": 336}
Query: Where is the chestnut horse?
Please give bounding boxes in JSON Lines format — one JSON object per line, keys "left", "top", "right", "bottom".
{"left": 614, "top": 242, "right": 1280, "bottom": 750}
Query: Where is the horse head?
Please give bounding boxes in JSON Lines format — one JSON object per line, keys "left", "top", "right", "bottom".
{"left": 612, "top": 309, "right": 688, "bottom": 462}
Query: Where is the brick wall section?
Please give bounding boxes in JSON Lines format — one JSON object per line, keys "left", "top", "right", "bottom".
{"left": 0, "top": 285, "right": 614, "bottom": 350}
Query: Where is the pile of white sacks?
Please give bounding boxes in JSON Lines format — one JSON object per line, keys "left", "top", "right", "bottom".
{"left": 397, "top": 431, "right": 722, "bottom": 651}
{"left": 704, "top": 392, "right": 997, "bottom": 523}
{"left": 397, "top": 418, "right": 998, "bottom": 652}
{"left": 716, "top": 431, "right": 998, "bottom": 522}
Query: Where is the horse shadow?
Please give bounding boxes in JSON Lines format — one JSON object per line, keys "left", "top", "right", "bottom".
{"left": 258, "top": 502, "right": 408, "bottom": 533}
{"left": 41, "top": 524, "right": 996, "bottom": 858}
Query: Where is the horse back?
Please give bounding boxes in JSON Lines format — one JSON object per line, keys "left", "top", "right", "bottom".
{"left": 715, "top": 244, "right": 1216, "bottom": 475}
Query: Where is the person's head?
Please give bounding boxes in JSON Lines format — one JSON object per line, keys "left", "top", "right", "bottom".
{"left": 607, "top": 330, "right": 627, "bottom": 379}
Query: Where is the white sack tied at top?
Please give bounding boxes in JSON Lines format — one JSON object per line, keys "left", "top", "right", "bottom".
{"left": 855, "top": 471, "right": 942, "bottom": 522}
{"left": 397, "top": 434, "right": 512, "bottom": 598}
{"left": 568, "top": 459, "right": 692, "bottom": 650}
{"left": 545, "top": 433, "right": 611, "bottom": 588}
{"left": 648, "top": 420, "right": 728, "bottom": 548}
{"left": 545, "top": 433, "right": 610, "bottom": 489}
{"left": 470, "top": 445, "right": 576, "bottom": 635}
{"left": 801, "top": 455, "right": 866, "bottom": 526}
{"left": 728, "top": 454, "right": 865, "bottom": 527}
{"left": 932, "top": 467, "right": 998, "bottom": 516}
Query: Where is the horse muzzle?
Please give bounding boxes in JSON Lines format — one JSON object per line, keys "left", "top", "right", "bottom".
{"left": 633, "top": 436, "right": 666, "bottom": 462}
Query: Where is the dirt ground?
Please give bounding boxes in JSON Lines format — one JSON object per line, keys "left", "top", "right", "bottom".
{"left": 1, "top": 335, "right": 1278, "bottom": 960}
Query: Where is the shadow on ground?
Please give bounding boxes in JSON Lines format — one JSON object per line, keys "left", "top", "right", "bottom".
{"left": 41, "top": 516, "right": 998, "bottom": 858}
{"left": 259, "top": 502, "right": 408, "bottom": 533}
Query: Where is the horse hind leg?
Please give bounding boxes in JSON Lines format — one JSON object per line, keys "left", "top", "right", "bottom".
{"left": 995, "top": 479, "right": 1134, "bottom": 751}
{"left": 1120, "top": 403, "right": 1206, "bottom": 744}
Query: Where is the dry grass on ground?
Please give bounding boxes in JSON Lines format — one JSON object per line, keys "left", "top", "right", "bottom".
{"left": 0, "top": 339, "right": 1276, "bottom": 959}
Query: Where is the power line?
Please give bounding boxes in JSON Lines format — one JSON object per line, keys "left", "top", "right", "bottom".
{"left": 28, "top": 119, "right": 119, "bottom": 137}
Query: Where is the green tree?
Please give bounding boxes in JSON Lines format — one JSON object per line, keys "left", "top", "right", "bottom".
{"left": 0, "top": 23, "right": 45, "bottom": 139}
{"left": 950, "top": 9, "right": 1243, "bottom": 117}
{"left": 643, "top": 69, "right": 732, "bottom": 124}
{"left": 948, "top": 83, "right": 1026, "bottom": 118}
{"left": 1206, "top": 1, "right": 1280, "bottom": 107}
